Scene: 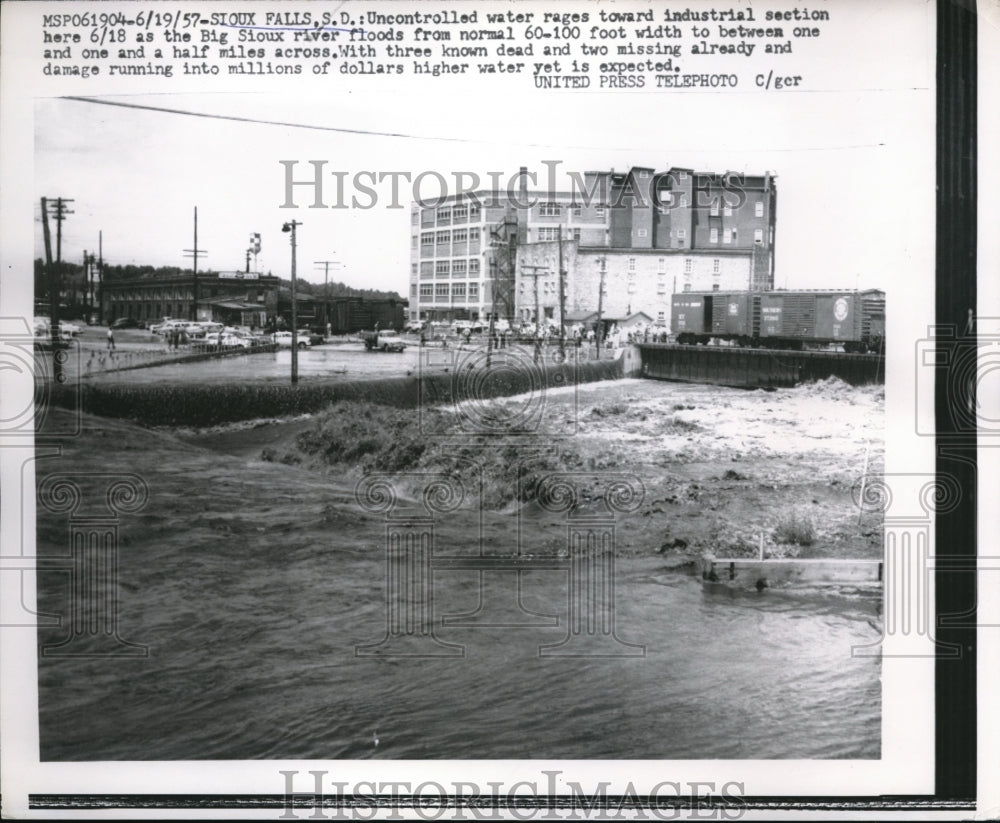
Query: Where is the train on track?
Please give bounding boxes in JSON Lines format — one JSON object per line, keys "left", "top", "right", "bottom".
{"left": 671, "top": 289, "right": 885, "bottom": 353}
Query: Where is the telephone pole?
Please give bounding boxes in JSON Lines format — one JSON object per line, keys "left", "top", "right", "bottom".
{"left": 596, "top": 256, "right": 606, "bottom": 359}
{"left": 557, "top": 224, "right": 567, "bottom": 358}
{"left": 183, "top": 207, "right": 207, "bottom": 321}
{"left": 314, "top": 258, "right": 340, "bottom": 330}
{"left": 40, "top": 198, "right": 62, "bottom": 382}
{"left": 97, "top": 231, "right": 104, "bottom": 324}
{"left": 522, "top": 264, "right": 547, "bottom": 364}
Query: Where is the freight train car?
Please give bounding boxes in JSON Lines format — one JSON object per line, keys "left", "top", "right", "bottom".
{"left": 671, "top": 290, "right": 885, "bottom": 352}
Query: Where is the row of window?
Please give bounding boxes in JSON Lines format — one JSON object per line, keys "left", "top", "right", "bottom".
{"left": 418, "top": 228, "right": 486, "bottom": 246}
{"left": 418, "top": 283, "right": 481, "bottom": 300}
{"left": 414, "top": 259, "right": 482, "bottom": 278}
{"left": 417, "top": 203, "right": 484, "bottom": 225}
{"left": 415, "top": 197, "right": 766, "bottom": 225}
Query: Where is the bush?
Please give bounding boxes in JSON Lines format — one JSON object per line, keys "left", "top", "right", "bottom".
{"left": 773, "top": 514, "right": 816, "bottom": 546}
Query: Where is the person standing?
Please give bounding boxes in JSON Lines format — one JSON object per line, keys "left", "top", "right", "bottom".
{"left": 107, "top": 327, "right": 115, "bottom": 351}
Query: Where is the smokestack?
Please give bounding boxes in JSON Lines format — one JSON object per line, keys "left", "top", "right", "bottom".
{"left": 519, "top": 165, "right": 528, "bottom": 201}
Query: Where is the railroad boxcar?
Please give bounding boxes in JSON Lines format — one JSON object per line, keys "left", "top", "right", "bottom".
{"left": 671, "top": 289, "right": 885, "bottom": 352}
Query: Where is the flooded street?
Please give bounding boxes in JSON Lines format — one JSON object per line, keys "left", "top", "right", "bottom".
{"left": 36, "top": 377, "right": 883, "bottom": 761}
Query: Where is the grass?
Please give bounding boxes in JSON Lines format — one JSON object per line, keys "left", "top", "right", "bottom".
{"left": 772, "top": 513, "right": 817, "bottom": 546}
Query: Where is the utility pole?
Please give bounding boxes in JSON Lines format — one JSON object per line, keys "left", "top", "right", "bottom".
{"left": 183, "top": 207, "right": 207, "bottom": 321}
{"left": 557, "top": 224, "right": 567, "bottom": 358}
{"left": 97, "top": 231, "right": 104, "bottom": 325}
{"left": 40, "top": 198, "right": 62, "bottom": 382}
{"left": 282, "top": 221, "right": 302, "bottom": 384}
{"left": 314, "top": 259, "right": 339, "bottom": 331}
{"left": 47, "top": 198, "right": 74, "bottom": 309}
{"left": 82, "top": 250, "right": 90, "bottom": 321}
{"left": 522, "top": 264, "right": 547, "bottom": 364}
{"left": 596, "top": 256, "right": 606, "bottom": 360}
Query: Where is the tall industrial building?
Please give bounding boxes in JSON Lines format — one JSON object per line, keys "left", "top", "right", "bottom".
{"left": 408, "top": 165, "right": 776, "bottom": 328}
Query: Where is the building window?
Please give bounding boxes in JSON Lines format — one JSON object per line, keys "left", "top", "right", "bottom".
{"left": 453, "top": 260, "right": 467, "bottom": 276}
{"left": 469, "top": 259, "right": 480, "bottom": 275}
{"left": 657, "top": 311, "right": 665, "bottom": 324}
{"left": 723, "top": 229, "right": 732, "bottom": 245}
{"left": 596, "top": 204, "right": 606, "bottom": 217}
{"left": 421, "top": 233, "right": 434, "bottom": 247}
{"left": 572, "top": 206, "right": 581, "bottom": 216}
{"left": 677, "top": 229, "right": 687, "bottom": 241}
{"left": 453, "top": 205, "right": 468, "bottom": 220}
{"left": 436, "top": 231, "right": 450, "bottom": 245}
{"left": 538, "top": 227, "right": 560, "bottom": 241}
{"left": 452, "top": 229, "right": 467, "bottom": 244}
{"left": 709, "top": 227, "right": 719, "bottom": 244}
{"left": 435, "top": 283, "right": 449, "bottom": 298}
{"left": 723, "top": 202, "right": 733, "bottom": 217}
{"left": 679, "top": 170, "right": 689, "bottom": 180}
{"left": 628, "top": 257, "right": 636, "bottom": 272}
{"left": 683, "top": 284, "right": 691, "bottom": 293}
{"left": 637, "top": 228, "right": 648, "bottom": 238}
{"left": 438, "top": 208, "right": 452, "bottom": 224}
{"left": 712, "top": 284, "right": 720, "bottom": 291}
{"left": 419, "top": 284, "right": 433, "bottom": 298}
{"left": 754, "top": 228, "right": 764, "bottom": 244}
{"left": 679, "top": 195, "right": 688, "bottom": 207}
{"left": 410, "top": 284, "right": 418, "bottom": 297}
{"left": 684, "top": 258, "right": 692, "bottom": 273}
{"left": 411, "top": 264, "right": 418, "bottom": 275}
{"left": 573, "top": 228, "right": 581, "bottom": 241}
{"left": 539, "top": 202, "right": 561, "bottom": 217}
{"left": 412, "top": 235, "right": 418, "bottom": 248}
{"left": 638, "top": 170, "right": 650, "bottom": 178}
{"left": 468, "top": 282, "right": 479, "bottom": 300}
{"left": 710, "top": 198, "right": 720, "bottom": 216}
{"left": 658, "top": 257, "right": 666, "bottom": 273}
{"left": 411, "top": 211, "right": 419, "bottom": 225}
{"left": 436, "top": 261, "right": 450, "bottom": 276}
{"left": 452, "top": 283, "right": 466, "bottom": 299}
{"left": 755, "top": 201, "right": 764, "bottom": 217}
{"left": 713, "top": 259, "right": 721, "bottom": 274}
{"left": 469, "top": 203, "right": 481, "bottom": 220}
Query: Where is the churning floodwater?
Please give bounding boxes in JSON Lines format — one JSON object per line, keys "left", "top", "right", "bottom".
{"left": 38, "top": 548, "right": 880, "bottom": 761}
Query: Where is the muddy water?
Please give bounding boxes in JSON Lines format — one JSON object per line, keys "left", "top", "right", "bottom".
{"left": 38, "top": 548, "right": 880, "bottom": 760}
{"left": 36, "top": 381, "right": 882, "bottom": 760}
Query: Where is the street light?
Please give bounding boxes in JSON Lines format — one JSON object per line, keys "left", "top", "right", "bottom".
{"left": 282, "top": 220, "right": 301, "bottom": 384}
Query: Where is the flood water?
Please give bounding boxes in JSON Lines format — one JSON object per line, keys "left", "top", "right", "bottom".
{"left": 38, "top": 549, "right": 880, "bottom": 760}
{"left": 36, "top": 376, "right": 881, "bottom": 761}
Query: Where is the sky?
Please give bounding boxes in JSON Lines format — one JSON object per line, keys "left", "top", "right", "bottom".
{"left": 32, "top": 2, "right": 934, "bottom": 296}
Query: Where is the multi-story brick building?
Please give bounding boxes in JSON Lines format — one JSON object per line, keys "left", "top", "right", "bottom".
{"left": 408, "top": 165, "right": 776, "bottom": 327}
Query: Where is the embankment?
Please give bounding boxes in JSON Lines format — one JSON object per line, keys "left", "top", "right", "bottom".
{"left": 49, "top": 355, "right": 624, "bottom": 427}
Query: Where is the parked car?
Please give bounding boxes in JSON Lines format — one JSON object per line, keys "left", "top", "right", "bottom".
{"left": 59, "top": 321, "right": 82, "bottom": 336}
{"left": 111, "top": 317, "right": 140, "bottom": 329}
{"left": 272, "top": 331, "right": 310, "bottom": 349}
{"left": 298, "top": 329, "right": 325, "bottom": 346}
{"left": 404, "top": 320, "right": 426, "bottom": 333}
{"left": 361, "top": 329, "right": 406, "bottom": 352}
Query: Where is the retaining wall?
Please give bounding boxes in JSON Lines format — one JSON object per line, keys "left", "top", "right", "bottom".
{"left": 50, "top": 354, "right": 624, "bottom": 427}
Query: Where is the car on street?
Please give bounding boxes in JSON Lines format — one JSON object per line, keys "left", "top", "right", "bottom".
{"left": 272, "top": 331, "right": 310, "bottom": 349}
{"left": 298, "top": 329, "right": 325, "bottom": 346}
{"left": 404, "top": 320, "right": 426, "bottom": 333}
{"left": 362, "top": 329, "right": 406, "bottom": 352}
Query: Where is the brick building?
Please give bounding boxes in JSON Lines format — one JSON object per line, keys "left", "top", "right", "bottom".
{"left": 102, "top": 271, "right": 279, "bottom": 327}
{"left": 408, "top": 165, "right": 777, "bottom": 327}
